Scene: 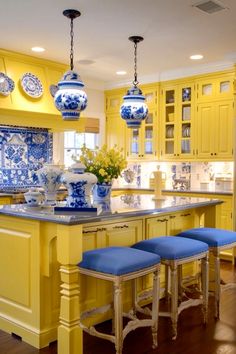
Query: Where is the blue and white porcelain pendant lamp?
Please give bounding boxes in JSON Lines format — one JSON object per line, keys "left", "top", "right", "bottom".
{"left": 54, "top": 9, "right": 87, "bottom": 120}
{"left": 120, "top": 36, "right": 148, "bottom": 128}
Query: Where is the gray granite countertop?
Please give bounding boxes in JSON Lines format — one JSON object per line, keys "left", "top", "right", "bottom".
{"left": 0, "top": 194, "right": 222, "bottom": 225}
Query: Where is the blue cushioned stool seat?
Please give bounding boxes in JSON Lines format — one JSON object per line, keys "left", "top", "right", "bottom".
{"left": 79, "top": 246, "right": 160, "bottom": 275}
{"left": 132, "top": 236, "right": 208, "bottom": 260}
{"left": 178, "top": 227, "right": 236, "bottom": 247}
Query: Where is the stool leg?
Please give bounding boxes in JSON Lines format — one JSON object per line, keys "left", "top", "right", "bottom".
{"left": 178, "top": 265, "right": 183, "bottom": 300}
{"left": 201, "top": 255, "right": 209, "bottom": 324}
{"left": 152, "top": 269, "right": 160, "bottom": 349}
{"left": 214, "top": 252, "right": 221, "bottom": 319}
{"left": 165, "top": 264, "right": 169, "bottom": 299}
{"left": 171, "top": 263, "right": 178, "bottom": 340}
{"left": 132, "top": 278, "right": 138, "bottom": 317}
{"left": 114, "top": 279, "right": 123, "bottom": 354}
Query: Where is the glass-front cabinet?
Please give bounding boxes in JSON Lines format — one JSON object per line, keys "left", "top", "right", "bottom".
{"left": 127, "top": 109, "right": 157, "bottom": 159}
{"left": 160, "top": 82, "right": 195, "bottom": 160}
{"left": 127, "top": 84, "right": 158, "bottom": 160}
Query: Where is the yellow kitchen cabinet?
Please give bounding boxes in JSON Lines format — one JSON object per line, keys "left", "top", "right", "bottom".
{"left": 162, "top": 191, "right": 234, "bottom": 263}
{"left": 140, "top": 83, "right": 158, "bottom": 109}
{"left": 106, "top": 113, "right": 127, "bottom": 155}
{"left": 0, "top": 196, "right": 13, "bottom": 204}
{"left": 160, "top": 81, "right": 195, "bottom": 160}
{"left": 196, "top": 99, "right": 233, "bottom": 160}
{"left": 126, "top": 108, "right": 158, "bottom": 160}
{"left": 195, "top": 71, "right": 234, "bottom": 102}
{"left": 105, "top": 88, "right": 125, "bottom": 114}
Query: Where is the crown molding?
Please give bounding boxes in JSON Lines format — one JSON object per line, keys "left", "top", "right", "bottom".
{"left": 104, "top": 60, "right": 234, "bottom": 90}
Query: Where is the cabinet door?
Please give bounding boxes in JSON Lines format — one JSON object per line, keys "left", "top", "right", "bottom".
{"left": 160, "top": 83, "right": 195, "bottom": 160}
{"left": 127, "top": 109, "right": 157, "bottom": 160}
{"left": 196, "top": 102, "right": 215, "bottom": 158}
{"left": 105, "top": 91, "right": 124, "bottom": 114}
{"left": 196, "top": 75, "right": 233, "bottom": 102}
{"left": 178, "top": 83, "right": 195, "bottom": 159}
{"left": 146, "top": 216, "right": 169, "bottom": 239}
{"left": 169, "top": 211, "right": 195, "bottom": 235}
{"left": 106, "top": 113, "right": 127, "bottom": 156}
{"left": 215, "top": 100, "right": 233, "bottom": 159}
{"left": 160, "top": 86, "right": 177, "bottom": 159}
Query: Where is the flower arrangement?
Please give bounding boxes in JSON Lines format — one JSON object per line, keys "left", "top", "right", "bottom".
{"left": 74, "top": 144, "right": 127, "bottom": 184}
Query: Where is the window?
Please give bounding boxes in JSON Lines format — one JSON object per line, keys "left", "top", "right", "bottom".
{"left": 64, "top": 131, "right": 98, "bottom": 167}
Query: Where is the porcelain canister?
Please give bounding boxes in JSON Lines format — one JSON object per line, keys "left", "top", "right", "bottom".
{"left": 37, "top": 163, "right": 63, "bottom": 205}
{"left": 61, "top": 162, "right": 97, "bottom": 207}
{"left": 24, "top": 188, "right": 43, "bottom": 206}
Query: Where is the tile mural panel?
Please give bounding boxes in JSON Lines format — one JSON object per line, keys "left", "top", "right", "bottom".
{"left": 0, "top": 126, "right": 53, "bottom": 189}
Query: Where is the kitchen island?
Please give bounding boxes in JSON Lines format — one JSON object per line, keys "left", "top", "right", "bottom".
{"left": 0, "top": 195, "right": 222, "bottom": 354}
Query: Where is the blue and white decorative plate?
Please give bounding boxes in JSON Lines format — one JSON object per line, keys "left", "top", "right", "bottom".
{"left": 21, "top": 73, "right": 43, "bottom": 98}
{"left": 0, "top": 72, "right": 15, "bottom": 96}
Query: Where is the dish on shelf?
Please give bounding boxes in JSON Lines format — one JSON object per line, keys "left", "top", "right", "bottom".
{"left": 20, "top": 73, "right": 43, "bottom": 98}
{"left": 182, "top": 125, "right": 190, "bottom": 137}
{"left": 49, "top": 84, "right": 59, "bottom": 97}
{"left": 0, "top": 72, "right": 15, "bottom": 96}
{"left": 166, "top": 126, "right": 174, "bottom": 138}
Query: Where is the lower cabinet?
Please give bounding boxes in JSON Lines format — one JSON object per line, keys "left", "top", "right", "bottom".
{"left": 145, "top": 210, "right": 198, "bottom": 294}
{"left": 162, "top": 191, "right": 234, "bottom": 264}
{"left": 0, "top": 196, "right": 13, "bottom": 204}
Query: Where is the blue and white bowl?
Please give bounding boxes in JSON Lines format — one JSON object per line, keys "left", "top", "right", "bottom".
{"left": 54, "top": 70, "right": 87, "bottom": 120}
{"left": 24, "top": 188, "right": 43, "bottom": 206}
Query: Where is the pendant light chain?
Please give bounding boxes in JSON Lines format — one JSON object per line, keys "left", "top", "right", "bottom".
{"left": 133, "top": 41, "right": 139, "bottom": 87}
{"left": 70, "top": 17, "right": 74, "bottom": 71}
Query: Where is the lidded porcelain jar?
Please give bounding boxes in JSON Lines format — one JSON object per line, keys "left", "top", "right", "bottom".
{"left": 54, "top": 70, "right": 88, "bottom": 120}
{"left": 37, "top": 163, "right": 63, "bottom": 205}
{"left": 61, "top": 162, "right": 97, "bottom": 208}
{"left": 24, "top": 188, "right": 43, "bottom": 206}
{"left": 120, "top": 86, "right": 148, "bottom": 128}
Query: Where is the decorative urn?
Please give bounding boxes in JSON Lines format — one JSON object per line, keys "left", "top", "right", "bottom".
{"left": 37, "top": 163, "right": 63, "bottom": 205}
{"left": 61, "top": 162, "right": 97, "bottom": 207}
{"left": 120, "top": 86, "right": 148, "bottom": 128}
{"left": 54, "top": 70, "right": 88, "bottom": 120}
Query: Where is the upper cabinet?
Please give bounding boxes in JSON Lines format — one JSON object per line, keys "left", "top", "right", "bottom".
{"left": 105, "top": 69, "right": 235, "bottom": 162}
{"left": 195, "top": 73, "right": 234, "bottom": 102}
{"left": 126, "top": 84, "right": 159, "bottom": 160}
{"left": 160, "top": 81, "right": 195, "bottom": 160}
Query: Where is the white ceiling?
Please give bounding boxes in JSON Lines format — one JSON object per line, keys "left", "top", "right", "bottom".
{"left": 1, "top": 0, "right": 236, "bottom": 87}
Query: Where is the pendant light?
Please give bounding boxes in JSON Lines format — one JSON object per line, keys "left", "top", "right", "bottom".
{"left": 54, "top": 9, "right": 87, "bottom": 120}
{"left": 120, "top": 36, "right": 148, "bottom": 128}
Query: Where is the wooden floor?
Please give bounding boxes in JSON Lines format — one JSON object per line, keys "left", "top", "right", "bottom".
{"left": 0, "top": 261, "right": 236, "bottom": 354}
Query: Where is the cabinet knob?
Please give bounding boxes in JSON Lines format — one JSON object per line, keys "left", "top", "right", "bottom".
{"left": 211, "top": 153, "right": 213, "bottom": 156}
{"left": 214, "top": 153, "right": 217, "bottom": 156}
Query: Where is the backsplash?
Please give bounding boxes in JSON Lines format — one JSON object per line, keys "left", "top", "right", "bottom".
{"left": 0, "top": 126, "right": 53, "bottom": 189}
{"left": 114, "top": 161, "right": 234, "bottom": 191}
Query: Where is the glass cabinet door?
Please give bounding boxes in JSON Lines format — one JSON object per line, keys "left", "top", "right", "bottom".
{"left": 180, "top": 85, "right": 192, "bottom": 156}
{"left": 163, "top": 88, "right": 176, "bottom": 156}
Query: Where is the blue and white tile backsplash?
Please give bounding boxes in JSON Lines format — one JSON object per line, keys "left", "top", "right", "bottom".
{"left": 0, "top": 126, "right": 53, "bottom": 189}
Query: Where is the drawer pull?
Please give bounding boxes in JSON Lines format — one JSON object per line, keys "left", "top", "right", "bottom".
{"left": 157, "top": 218, "right": 168, "bottom": 222}
{"left": 169, "top": 215, "right": 176, "bottom": 219}
{"left": 113, "top": 225, "right": 129, "bottom": 229}
{"left": 83, "top": 227, "right": 107, "bottom": 234}
{"left": 180, "top": 213, "right": 191, "bottom": 217}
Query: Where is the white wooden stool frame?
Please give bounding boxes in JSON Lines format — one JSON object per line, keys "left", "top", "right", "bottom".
{"left": 160, "top": 250, "right": 209, "bottom": 340}
{"left": 79, "top": 264, "right": 160, "bottom": 354}
{"left": 210, "top": 241, "right": 236, "bottom": 319}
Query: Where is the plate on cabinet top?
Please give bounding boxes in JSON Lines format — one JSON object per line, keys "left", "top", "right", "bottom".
{"left": 20, "top": 73, "right": 43, "bottom": 98}
{"left": 0, "top": 72, "right": 15, "bottom": 96}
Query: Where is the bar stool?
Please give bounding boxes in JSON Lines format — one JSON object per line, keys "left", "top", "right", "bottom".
{"left": 132, "top": 236, "right": 209, "bottom": 340}
{"left": 177, "top": 227, "right": 236, "bottom": 318}
{"left": 78, "top": 246, "right": 161, "bottom": 354}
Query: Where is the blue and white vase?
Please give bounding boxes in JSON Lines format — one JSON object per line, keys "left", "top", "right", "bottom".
{"left": 93, "top": 182, "right": 112, "bottom": 202}
{"left": 61, "top": 162, "right": 97, "bottom": 208}
{"left": 54, "top": 70, "right": 88, "bottom": 120}
{"left": 120, "top": 86, "right": 148, "bottom": 128}
{"left": 37, "top": 163, "right": 63, "bottom": 205}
